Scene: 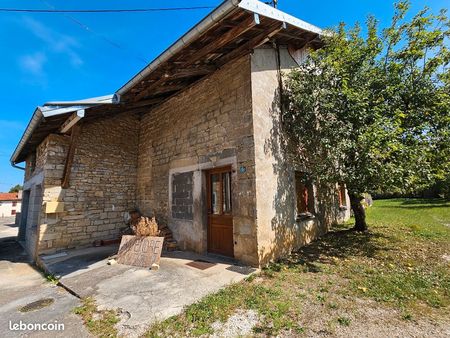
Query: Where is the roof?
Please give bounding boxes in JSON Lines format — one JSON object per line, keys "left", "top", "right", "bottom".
{"left": 115, "top": 0, "right": 323, "bottom": 104}
{"left": 11, "top": 0, "right": 323, "bottom": 165}
{"left": 11, "top": 95, "right": 115, "bottom": 164}
{"left": 0, "top": 193, "right": 20, "bottom": 201}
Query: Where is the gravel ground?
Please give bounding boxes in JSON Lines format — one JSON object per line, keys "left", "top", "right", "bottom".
{"left": 288, "top": 296, "right": 450, "bottom": 338}
{"left": 211, "top": 309, "right": 259, "bottom": 338}
{"left": 210, "top": 298, "right": 449, "bottom": 338}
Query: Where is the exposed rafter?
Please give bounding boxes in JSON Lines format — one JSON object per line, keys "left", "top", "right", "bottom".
{"left": 184, "top": 14, "right": 260, "bottom": 66}
{"left": 59, "top": 110, "right": 85, "bottom": 134}
{"left": 216, "top": 22, "right": 286, "bottom": 67}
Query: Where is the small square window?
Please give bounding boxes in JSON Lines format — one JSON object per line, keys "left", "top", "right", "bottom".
{"left": 11, "top": 210, "right": 16, "bottom": 215}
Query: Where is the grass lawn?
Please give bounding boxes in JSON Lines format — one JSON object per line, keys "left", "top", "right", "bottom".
{"left": 145, "top": 199, "right": 450, "bottom": 337}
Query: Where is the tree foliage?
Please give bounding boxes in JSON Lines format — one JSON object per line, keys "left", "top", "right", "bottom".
{"left": 9, "top": 184, "right": 23, "bottom": 193}
{"left": 283, "top": 1, "right": 449, "bottom": 230}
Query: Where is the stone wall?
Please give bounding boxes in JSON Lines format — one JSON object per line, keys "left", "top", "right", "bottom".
{"left": 137, "top": 56, "right": 259, "bottom": 266}
{"left": 251, "top": 46, "right": 350, "bottom": 265}
{"left": 35, "top": 112, "right": 139, "bottom": 253}
{"left": 19, "top": 46, "right": 350, "bottom": 265}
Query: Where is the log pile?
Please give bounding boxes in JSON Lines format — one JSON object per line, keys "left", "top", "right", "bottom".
{"left": 158, "top": 223, "right": 178, "bottom": 251}
{"left": 128, "top": 209, "right": 178, "bottom": 251}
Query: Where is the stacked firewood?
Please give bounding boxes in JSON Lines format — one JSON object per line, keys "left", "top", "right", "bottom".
{"left": 158, "top": 223, "right": 178, "bottom": 251}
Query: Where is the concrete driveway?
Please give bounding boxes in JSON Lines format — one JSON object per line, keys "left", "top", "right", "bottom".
{"left": 42, "top": 246, "right": 258, "bottom": 337}
{"left": 0, "top": 216, "right": 18, "bottom": 239}
{"left": 0, "top": 238, "right": 91, "bottom": 338}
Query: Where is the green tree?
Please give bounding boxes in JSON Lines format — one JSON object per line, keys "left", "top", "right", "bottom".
{"left": 283, "top": 1, "right": 449, "bottom": 231}
{"left": 9, "top": 184, "right": 23, "bottom": 193}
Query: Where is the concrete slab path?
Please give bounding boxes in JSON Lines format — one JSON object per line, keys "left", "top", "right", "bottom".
{"left": 43, "top": 247, "right": 258, "bottom": 337}
{"left": 0, "top": 238, "right": 91, "bottom": 338}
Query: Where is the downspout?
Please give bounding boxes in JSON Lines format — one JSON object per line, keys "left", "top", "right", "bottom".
{"left": 274, "top": 42, "right": 284, "bottom": 118}
{"left": 271, "top": 0, "right": 284, "bottom": 119}
{"left": 11, "top": 162, "right": 25, "bottom": 170}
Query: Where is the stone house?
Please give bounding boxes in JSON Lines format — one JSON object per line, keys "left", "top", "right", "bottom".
{"left": 11, "top": 0, "right": 350, "bottom": 267}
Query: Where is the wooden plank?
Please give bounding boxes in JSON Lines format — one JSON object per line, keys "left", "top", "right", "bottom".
{"left": 134, "top": 66, "right": 216, "bottom": 101}
{"left": 184, "top": 14, "right": 259, "bottom": 66}
{"left": 59, "top": 110, "right": 84, "bottom": 134}
{"left": 133, "top": 16, "right": 259, "bottom": 101}
{"left": 216, "top": 23, "right": 286, "bottom": 67}
{"left": 117, "top": 235, "right": 164, "bottom": 268}
{"left": 61, "top": 124, "right": 81, "bottom": 189}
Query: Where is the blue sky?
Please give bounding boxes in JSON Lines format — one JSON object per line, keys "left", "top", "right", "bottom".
{"left": 0, "top": 0, "right": 447, "bottom": 192}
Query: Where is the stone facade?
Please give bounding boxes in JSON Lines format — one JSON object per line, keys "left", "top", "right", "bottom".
{"left": 136, "top": 56, "right": 259, "bottom": 266}
{"left": 20, "top": 47, "right": 349, "bottom": 266}
{"left": 251, "top": 47, "right": 350, "bottom": 265}
{"left": 20, "top": 113, "right": 139, "bottom": 258}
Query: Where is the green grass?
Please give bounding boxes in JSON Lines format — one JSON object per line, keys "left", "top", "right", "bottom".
{"left": 143, "top": 198, "right": 450, "bottom": 337}
{"left": 44, "top": 273, "right": 60, "bottom": 285}
{"left": 74, "top": 297, "right": 119, "bottom": 338}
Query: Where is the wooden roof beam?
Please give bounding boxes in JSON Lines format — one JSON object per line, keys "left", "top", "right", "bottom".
{"left": 184, "top": 14, "right": 260, "bottom": 66}
{"left": 133, "top": 65, "right": 214, "bottom": 101}
{"left": 59, "top": 109, "right": 85, "bottom": 134}
{"left": 216, "top": 22, "right": 286, "bottom": 67}
{"left": 61, "top": 125, "right": 81, "bottom": 188}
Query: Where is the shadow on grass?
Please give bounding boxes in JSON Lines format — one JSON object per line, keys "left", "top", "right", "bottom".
{"left": 373, "top": 198, "right": 449, "bottom": 210}
{"left": 282, "top": 225, "right": 392, "bottom": 273}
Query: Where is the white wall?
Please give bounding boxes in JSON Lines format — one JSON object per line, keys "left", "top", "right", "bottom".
{"left": 0, "top": 200, "right": 21, "bottom": 218}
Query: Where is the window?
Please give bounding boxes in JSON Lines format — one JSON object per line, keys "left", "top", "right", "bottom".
{"left": 12, "top": 201, "right": 17, "bottom": 207}
{"left": 210, "top": 170, "right": 232, "bottom": 215}
{"left": 222, "top": 172, "right": 232, "bottom": 214}
{"left": 11, "top": 210, "right": 16, "bottom": 215}
{"left": 295, "top": 171, "right": 315, "bottom": 218}
{"left": 338, "top": 183, "right": 347, "bottom": 208}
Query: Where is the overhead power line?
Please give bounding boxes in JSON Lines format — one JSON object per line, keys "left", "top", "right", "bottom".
{"left": 37, "top": 0, "right": 150, "bottom": 65}
{"left": 0, "top": 6, "right": 214, "bottom": 13}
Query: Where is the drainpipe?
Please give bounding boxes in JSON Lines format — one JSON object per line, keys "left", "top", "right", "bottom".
{"left": 11, "top": 162, "right": 25, "bottom": 170}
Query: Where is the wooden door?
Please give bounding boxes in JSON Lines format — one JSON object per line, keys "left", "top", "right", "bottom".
{"left": 207, "top": 166, "right": 234, "bottom": 257}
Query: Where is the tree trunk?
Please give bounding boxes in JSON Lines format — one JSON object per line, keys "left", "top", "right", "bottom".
{"left": 349, "top": 193, "right": 368, "bottom": 231}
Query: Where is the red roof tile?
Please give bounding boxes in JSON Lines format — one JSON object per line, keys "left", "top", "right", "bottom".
{"left": 0, "top": 193, "right": 20, "bottom": 201}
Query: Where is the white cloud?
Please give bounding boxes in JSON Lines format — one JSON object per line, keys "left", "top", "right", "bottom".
{"left": 21, "top": 16, "right": 83, "bottom": 67}
{"left": 19, "top": 52, "right": 47, "bottom": 76}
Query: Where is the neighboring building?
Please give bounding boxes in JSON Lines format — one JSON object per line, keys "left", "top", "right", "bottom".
{"left": 0, "top": 192, "right": 22, "bottom": 218}
{"left": 11, "top": 0, "right": 350, "bottom": 266}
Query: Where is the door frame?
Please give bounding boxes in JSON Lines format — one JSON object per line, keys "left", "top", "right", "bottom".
{"left": 206, "top": 165, "right": 234, "bottom": 257}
